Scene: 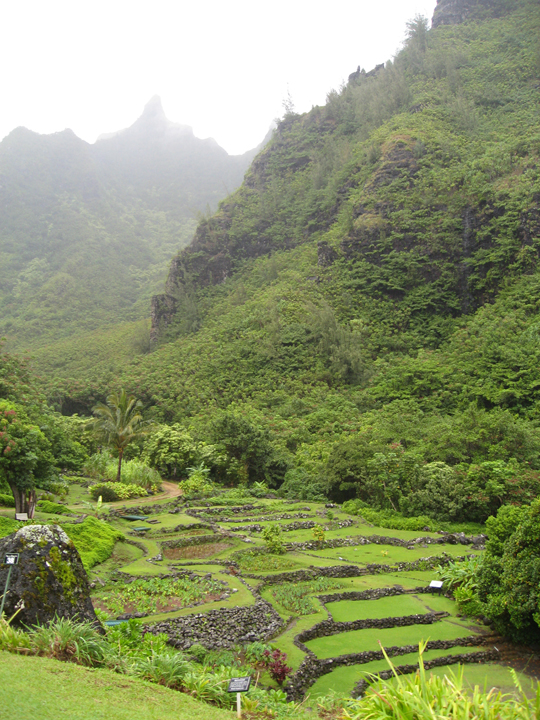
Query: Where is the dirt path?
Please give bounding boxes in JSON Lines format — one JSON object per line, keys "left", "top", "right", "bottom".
{"left": 108, "top": 480, "right": 182, "bottom": 507}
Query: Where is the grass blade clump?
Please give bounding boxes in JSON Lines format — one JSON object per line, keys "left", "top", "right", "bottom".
{"left": 29, "top": 617, "right": 107, "bottom": 666}
{"left": 132, "top": 652, "right": 193, "bottom": 689}
{"left": 343, "top": 641, "right": 539, "bottom": 720}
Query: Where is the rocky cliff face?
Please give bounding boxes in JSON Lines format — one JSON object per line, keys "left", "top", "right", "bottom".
{"left": 150, "top": 0, "right": 538, "bottom": 343}
{"left": 432, "top": 0, "right": 511, "bottom": 28}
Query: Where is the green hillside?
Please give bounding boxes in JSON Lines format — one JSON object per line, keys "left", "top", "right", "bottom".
{"left": 30, "top": 0, "right": 540, "bottom": 512}
{"left": 0, "top": 97, "right": 259, "bottom": 357}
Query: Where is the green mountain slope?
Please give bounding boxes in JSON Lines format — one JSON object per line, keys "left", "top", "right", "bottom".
{"left": 0, "top": 97, "right": 260, "bottom": 352}
{"left": 35, "top": 0, "right": 540, "bottom": 513}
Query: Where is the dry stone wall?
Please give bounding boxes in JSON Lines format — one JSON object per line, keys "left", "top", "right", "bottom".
{"left": 286, "top": 635, "right": 496, "bottom": 701}
{"left": 145, "top": 599, "right": 284, "bottom": 650}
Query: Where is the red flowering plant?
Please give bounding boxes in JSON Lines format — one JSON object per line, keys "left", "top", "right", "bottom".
{"left": 262, "top": 649, "right": 292, "bottom": 685}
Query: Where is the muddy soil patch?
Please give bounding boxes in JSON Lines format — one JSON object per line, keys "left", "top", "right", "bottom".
{"left": 163, "top": 542, "right": 232, "bottom": 559}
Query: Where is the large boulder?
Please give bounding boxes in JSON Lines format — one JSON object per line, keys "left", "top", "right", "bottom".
{"left": 0, "top": 524, "right": 100, "bottom": 628}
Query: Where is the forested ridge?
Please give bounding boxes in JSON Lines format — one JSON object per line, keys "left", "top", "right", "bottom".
{"left": 0, "top": 96, "right": 259, "bottom": 362}
{"left": 6, "top": 0, "right": 540, "bottom": 525}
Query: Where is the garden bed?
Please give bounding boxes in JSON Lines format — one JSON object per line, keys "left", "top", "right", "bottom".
{"left": 92, "top": 574, "right": 227, "bottom": 617}
{"left": 163, "top": 542, "right": 233, "bottom": 559}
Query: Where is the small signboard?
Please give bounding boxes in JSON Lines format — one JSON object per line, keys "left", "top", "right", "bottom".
{"left": 429, "top": 580, "right": 444, "bottom": 595}
{"left": 227, "top": 676, "right": 251, "bottom": 693}
{"left": 4, "top": 554, "right": 19, "bottom": 565}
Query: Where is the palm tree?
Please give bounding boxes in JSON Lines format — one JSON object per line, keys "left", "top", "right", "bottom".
{"left": 91, "top": 390, "right": 150, "bottom": 482}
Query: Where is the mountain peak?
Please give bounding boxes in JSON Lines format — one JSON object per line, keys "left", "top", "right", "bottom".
{"left": 140, "top": 95, "right": 167, "bottom": 122}
{"left": 97, "top": 96, "right": 193, "bottom": 143}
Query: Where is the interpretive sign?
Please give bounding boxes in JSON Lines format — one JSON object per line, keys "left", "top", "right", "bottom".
{"left": 227, "top": 676, "right": 251, "bottom": 693}
{"left": 429, "top": 580, "right": 443, "bottom": 595}
{"left": 228, "top": 676, "right": 251, "bottom": 718}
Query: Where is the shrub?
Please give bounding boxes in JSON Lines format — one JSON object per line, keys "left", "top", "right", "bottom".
{"left": 477, "top": 499, "right": 540, "bottom": 643}
{"left": 262, "top": 523, "right": 285, "bottom": 554}
{"left": 243, "top": 641, "right": 273, "bottom": 665}
{"left": 117, "top": 461, "right": 161, "bottom": 490}
{"left": 187, "top": 642, "right": 208, "bottom": 662}
{"left": 278, "top": 467, "right": 327, "bottom": 501}
{"left": 0, "top": 493, "right": 15, "bottom": 508}
{"left": 312, "top": 524, "right": 325, "bottom": 543}
{"left": 132, "top": 652, "right": 193, "bottom": 689}
{"left": 82, "top": 452, "right": 113, "bottom": 478}
{"left": 83, "top": 452, "right": 162, "bottom": 490}
{"left": 262, "top": 649, "right": 292, "bottom": 685}
{"left": 0, "top": 616, "right": 32, "bottom": 652}
{"left": 342, "top": 500, "right": 483, "bottom": 534}
{"left": 37, "top": 500, "right": 70, "bottom": 515}
{"left": 89, "top": 482, "right": 146, "bottom": 502}
{"left": 180, "top": 464, "right": 215, "bottom": 498}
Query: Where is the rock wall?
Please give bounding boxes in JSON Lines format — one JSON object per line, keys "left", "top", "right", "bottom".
{"left": 295, "top": 611, "right": 449, "bottom": 647}
{"left": 145, "top": 599, "right": 284, "bottom": 650}
{"left": 352, "top": 649, "right": 498, "bottom": 696}
{"left": 286, "top": 634, "right": 496, "bottom": 700}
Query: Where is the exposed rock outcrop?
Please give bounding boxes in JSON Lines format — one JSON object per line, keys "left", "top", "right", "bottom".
{"left": 0, "top": 525, "right": 100, "bottom": 628}
{"left": 432, "top": 0, "right": 510, "bottom": 28}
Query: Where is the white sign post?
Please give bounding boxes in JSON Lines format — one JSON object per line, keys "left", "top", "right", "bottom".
{"left": 227, "top": 676, "right": 252, "bottom": 718}
{"left": 1, "top": 553, "right": 19, "bottom": 616}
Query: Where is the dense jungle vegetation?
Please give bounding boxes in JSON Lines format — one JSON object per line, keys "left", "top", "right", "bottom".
{"left": 3, "top": 0, "right": 540, "bottom": 528}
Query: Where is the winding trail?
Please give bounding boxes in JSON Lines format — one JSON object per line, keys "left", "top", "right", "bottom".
{"left": 108, "top": 480, "right": 182, "bottom": 507}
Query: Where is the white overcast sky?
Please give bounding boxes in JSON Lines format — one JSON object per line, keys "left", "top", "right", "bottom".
{"left": 1, "top": 0, "right": 437, "bottom": 155}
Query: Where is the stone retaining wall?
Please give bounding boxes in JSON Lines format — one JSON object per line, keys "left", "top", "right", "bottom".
{"left": 109, "top": 500, "right": 181, "bottom": 516}
{"left": 316, "top": 586, "right": 428, "bottom": 605}
{"left": 201, "top": 512, "right": 315, "bottom": 524}
{"left": 351, "top": 649, "right": 498, "bottom": 696}
{"left": 186, "top": 504, "right": 257, "bottom": 516}
{"left": 229, "top": 520, "right": 318, "bottom": 533}
{"left": 285, "top": 532, "right": 485, "bottom": 552}
{"left": 243, "top": 555, "right": 462, "bottom": 585}
{"left": 295, "top": 611, "right": 449, "bottom": 647}
{"left": 145, "top": 599, "right": 284, "bottom": 650}
{"left": 285, "top": 635, "right": 495, "bottom": 700}
{"left": 157, "top": 522, "right": 212, "bottom": 535}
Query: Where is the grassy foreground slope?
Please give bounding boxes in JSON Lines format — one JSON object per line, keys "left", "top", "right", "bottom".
{"left": 0, "top": 652, "right": 234, "bottom": 720}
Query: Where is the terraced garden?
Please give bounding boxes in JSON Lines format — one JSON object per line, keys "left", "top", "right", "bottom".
{"left": 1, "top": 481, "right": 537, "bottom": 703}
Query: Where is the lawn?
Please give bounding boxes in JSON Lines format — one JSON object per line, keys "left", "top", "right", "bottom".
{"left": 305, "top": 618, "right": 481, "bottom": 659}
{"left": 307, "top": 543, "right": 474, "bottom": 566}
{"left": 0, "top": 652, "right": 234, "bottom": 720}
{"left": 308, "top": 653, "right": 536, "bottom": 699}
{"left": 327, "top": 593, "right": 458, "bottom": 622}
{"left": 309, "top": 645, "right": 486, "bottom": 697}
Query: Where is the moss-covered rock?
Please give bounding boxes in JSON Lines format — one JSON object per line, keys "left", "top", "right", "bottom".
{"left": 0, "top": 524, "right": 100, "bottom": 628}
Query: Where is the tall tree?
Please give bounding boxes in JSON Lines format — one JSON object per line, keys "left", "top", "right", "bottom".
{"left": 0, "top": 400, "right": 57, "bottom": 517}
{"left": 91, "top": 390, "right": 150, "bottom": 482}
